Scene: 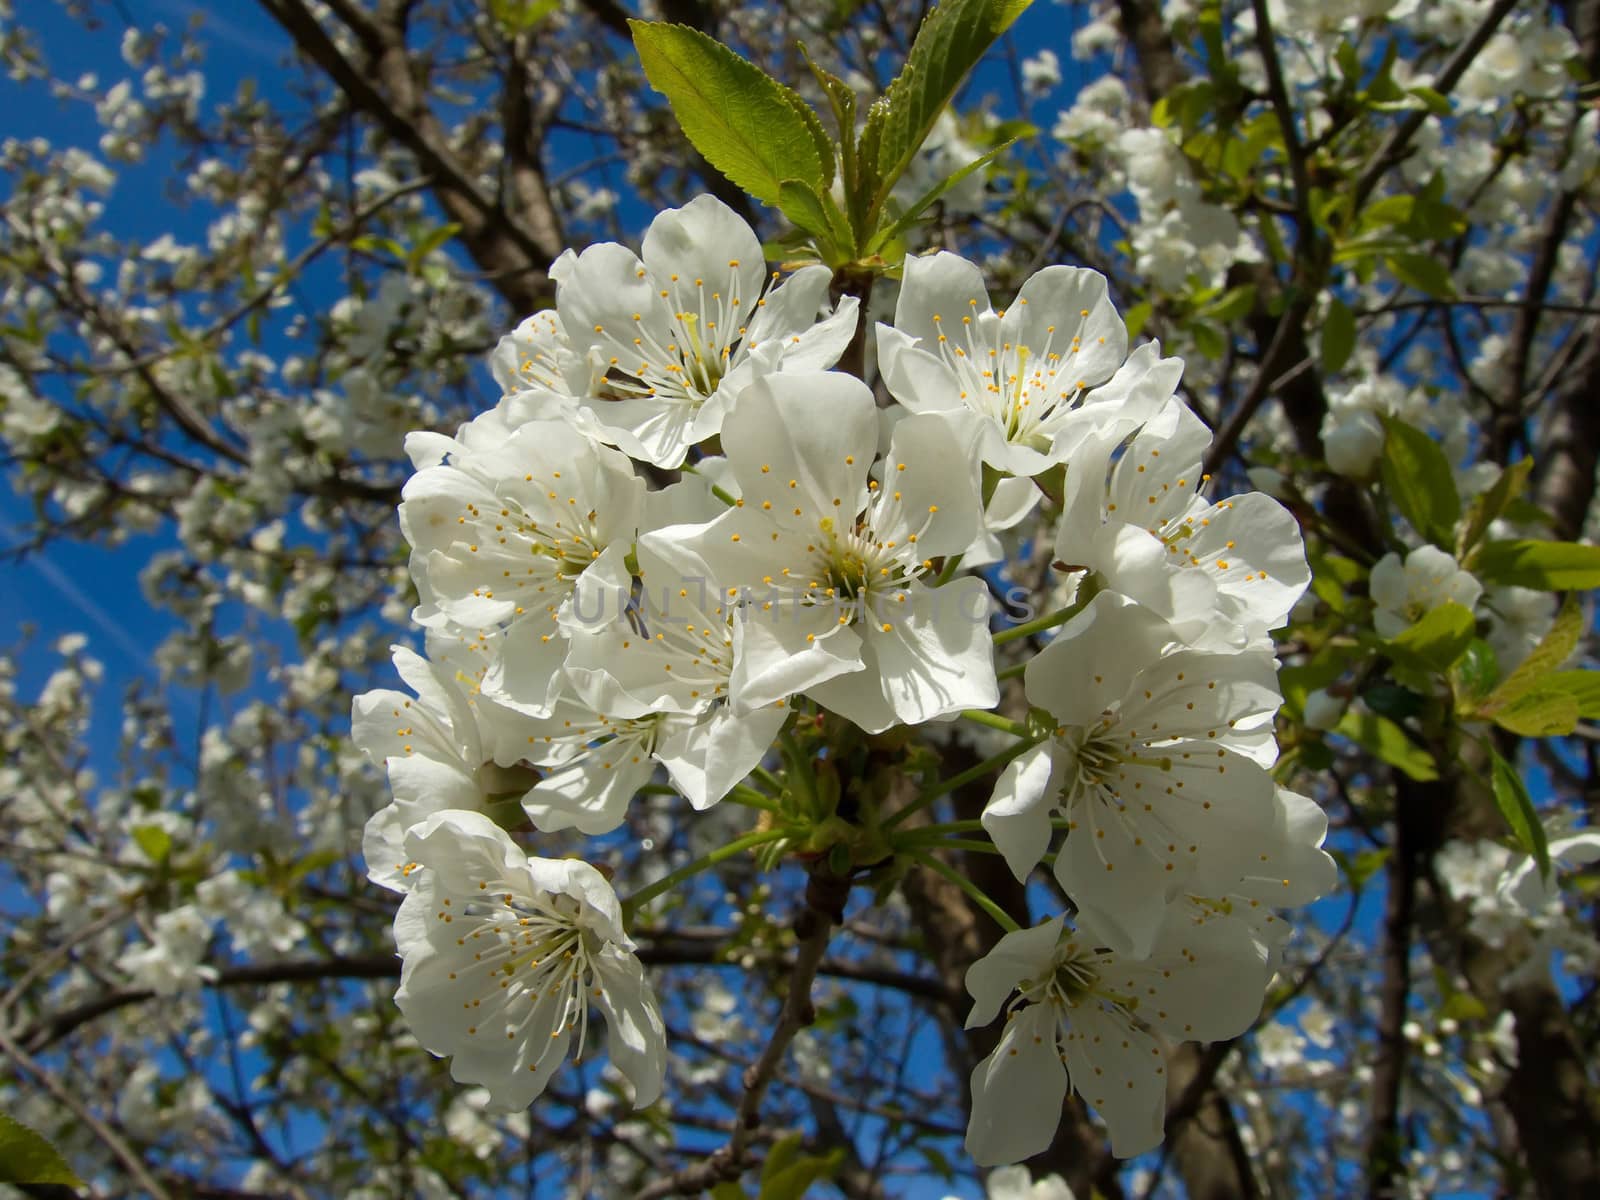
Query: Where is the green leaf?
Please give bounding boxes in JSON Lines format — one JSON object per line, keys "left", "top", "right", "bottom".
{"left": 407, "top": 222, "right": 461, "bottom": 273}
{"left": 1470, "top": 538, "right": 1600, "bottom": 590}
{"left": 762, "top": 1132, "right": 805, "bottom": 1183}
{"left": 1321, "top": 296, "right": 1356, "bottom": 373}
{"left": 1333, "top": 709, "right": 1438, "bottom": 781}
{"left": 1543, "top": 670, "right": 1600, "bottom": 718}
{"left": 1363, "top": 683, "right": 1426, "bottom": 722}
{"left": 0, "top": 1113, "right": 82, "bottom": 1187}
{"left": 1408, "top": 85, "right": 1453, "bottom": 116}
{"left": 1488, "top": 688, "right": 1580, "bottom": 737}
{"left": 1379, "top": 415, "right": 1460, "bottom": 548}
{"left": 864, "top": 0, "right": 1032, "bottom": 214}
{"left": 1387, "top": 600, "right": 1475, "bottom": 672}
{"left": 1124, "top": 300, "right": 1152, "bottom": 339}
{"left": 1309, "top": 550, "right": 1365, "bottom": 615}
{"left": 759, "top": 1148, "right": 846, "bottom": 1200}
{"left": 1386, "top": 251, "right": 1456, "bottom": 298}
{"left": 1191, "top": 322, "right": 1226, "bottom": 360}
{"left": 489, "top": 0, "right": 560, "bottom": 31}
{"left": 869, "top": 135, "right": 1024, "bottom": 252}
{"left": 918, "top": 1144, "right": 956, "bottom": 1180}
{"left": 132, "top": 824, "right": 173, "bottom": 864}
{"left": 1337, "top": 845, "right": 1391, "bottom": 890}
{"left": 801, "top": 47, "right": 860, "bottom": 240}
{"left": 1197, "top": 283, "right": 1256, "bottom": 323}
{"left": 776, "top": 180, "right": 840, "bottom": 245}
{"left": 1449, "top": 638, "right": 1500, "bottom": 705}
{"left": 630, "top": 22, "right": 827, "bottom": 205}
{"left": 1479, "top": 597, "right": 1581, "bottom": 712}
{"left": 710, "top": 1184, "right": 749, "bottom": 1200}
{"left": 1456, "top": 458, "right": 1532, "bottom": 557}
{"left": 782, "top": 91, "right": 837, "bottom": 191}
{"left": 1487, "top": 746, "right": 1550, "bottom": 879}
{"left": 1359, "top": 194, "right": 1415, "bottom": 231}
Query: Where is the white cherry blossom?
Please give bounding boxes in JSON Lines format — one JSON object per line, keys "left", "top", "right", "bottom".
{"left": 1369, "top": 545, "right": 1482, "bottom": 639}
{"left": 394, "top": 810, "right": 665, "bottom": 1112}
{"left": 981, "top": 592, "right": 1284, "bottom": 956}
{"left": 505, "top": 538, "right": 786, "bottom": 833}
{"left": 398, "top": 419, "right": 644, "bottom": 714}
{"left": 353, "top": 636, "right": 540, "bottom": 891}
{"left": 555, "top": 194, "right": 859, "bottom": 467}
{"left": 661, "top": 370, "right": 997, "bottom": 733}
{"left": 1055, "top": 394, "right": 1309, "bottom": 643}
{"left": 876, "top": 251, "right": 1130, "bottom": 477}
{"left": 963, "top": 910, "right": 1269, "bottom": 1164}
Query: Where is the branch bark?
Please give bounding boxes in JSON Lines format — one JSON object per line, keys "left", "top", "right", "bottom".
{"left": 256, "top": 0, "right": 560, "bottom": 313}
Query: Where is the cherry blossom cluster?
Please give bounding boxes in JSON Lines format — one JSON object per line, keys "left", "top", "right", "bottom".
{"left": 351, "top": 194, "right": 1333, "bottom": 1160}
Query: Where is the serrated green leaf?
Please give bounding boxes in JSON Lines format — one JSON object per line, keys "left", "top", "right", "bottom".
{"left": 1478, "top": 597, "right": 1580, "bottom": 714}
{"left": 1124, "top": 300, "right": 1152, "bottom": 339}
{"left": 1321, "top": 296, "right": 1356, "bottom": 373}
{"left": 407, "top": 222, "right": 461, "bottom": 273}
{"left": 490, "top": 0, "right": 559, "bottom": 32}
{"left": 918, "top": 1144, "right": 956, "bottom": 1180}
{"left": 1408, "top": 85, "right": 1453, "bottom": 116}
{"left": 1379, "top": 415, "right": 1460, "bottom": 548}
{"left": 1388, "top": 600, "right": 1475, "bottom": 672}
{"left": 762, "top": 1132, "right": 805, "bottom": 1183}
{"left": 1489, "top": 688, "right": 1580, "bottom": 737}
{"left": 1309, "top": 551, "right": 1365, "bottom": 614}
{"left": 1457, "top": 458, "right": 1532, "bottom": 557}
{"left": 800, "top": 46, "right": 860, "bottom": 241}
{"left": 631, "top": 22, "right": 826, "bottom": 206}
{"left": 869, "top": 135, "right": 1023, "bottom": 252}
{"left": 1334, "top": 709, "right": 1438, "bottom": 781}
{"left": 1439, "top": 989, "right": 1489, "bottom": 1021}
{"left": 1543, "top": 670, "right": 1600, "bottom": 718}
{"left": 1363, "top": 682, "right": 1426, "bottom": 721}
{"left": 759, "top": 1148, "right": 845, "bottom": 1200}
{"left": 132, "top": 824, "right": 173, "bottom": 864}
{"left": 1360, "top": 194, "right": 1415, "bottom": 231}
{"left": 1386, "top": 251, "right": 1456, "bottom": 298}
{"left": 776, "top": 180, "right": 838, "bottom": 244}
{"left": 0, "top": 1113, "right": 82, "bottom": 1187}
{"left": 1449, "top": 638, "right": 1500, "bottom": 705}
{"left": 1197, "top": 283, "right": 1256, "bottom": 323}
{"left": 1280, "top": 651, "right": 1349, "bottom": 711}
{"left": 1470, "top": 538, "right": 1600, "bottom": 590}
{"left": 1337, "top": 845, "right": 1391, "bottom": 890}
{"left": 782, "top": 91, "right": 836, "bottom": 191}
{"left": 1191, "top": 322, "right": 1226, "bottom": 359}
{"left": 866, "top": 0, "right": 1032, "bottom": 216}
{"left": 1488, "top": 746, "right": 1549, "bottom": 878}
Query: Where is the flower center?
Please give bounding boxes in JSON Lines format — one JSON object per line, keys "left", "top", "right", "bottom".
{"left": 927, "top": 304, "right": 1098, "bottom": 449}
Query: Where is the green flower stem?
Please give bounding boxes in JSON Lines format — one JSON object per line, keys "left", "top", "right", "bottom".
{"left": 778, "top": 730, "right": 817, "bottom": 814}
{"left": 751, "top": 765, "right": 785, "bottom": 796}
{"left": 997, "top": 660, "right": 1028, "bottom": 682}
{"left": 958, "top": 709, "right": 1032, "bottom": 738}
{"left": 882, "top": 734, "right": 1043, "bottom": 830}
{"left": 622, "top": 828, "right": 791, "bottom": 919}
{"left": 992, "top": 577, "right": 1099, "bottom": 647}
{"left": 906, "top": 851, "right": 1020, "bottom": 933}
{"left": 934, "top": 552, "right": 965, "bottom": 586}
{"left": 897, "top": 819, "right": 986, "bottom": 836}
{"left": 681, "top": 463, "right": 737, "bottom": 508}
{"left": 728, "top": 784, "right": 781, "bottom": 814}
{"left": 992, "top": 606, "right": 1076, "bottom": 646}
{"left": 899, "top": 836, "right": 1002, "bottom": 856}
